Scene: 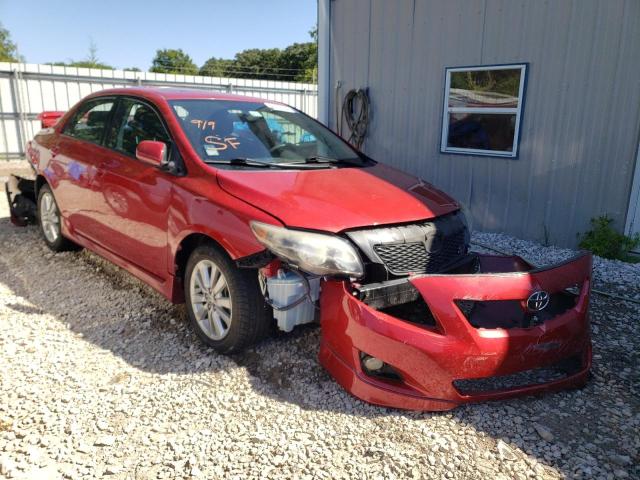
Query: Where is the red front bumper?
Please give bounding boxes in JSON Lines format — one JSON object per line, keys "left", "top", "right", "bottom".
{"left": 319, "top": 253, "right": 592, "bottom": 411}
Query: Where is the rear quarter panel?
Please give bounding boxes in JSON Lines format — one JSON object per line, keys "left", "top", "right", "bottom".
{"left": 28, "top": 130, "right": 58, "bottom": 180}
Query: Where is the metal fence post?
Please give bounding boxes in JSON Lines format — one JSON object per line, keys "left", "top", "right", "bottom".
{"left": 10, "top": 69, "right": 25, "bottom": 159}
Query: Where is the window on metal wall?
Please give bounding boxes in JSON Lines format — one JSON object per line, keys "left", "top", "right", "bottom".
{"left": 441, "top": 64, "right": 527, "bottom": 158}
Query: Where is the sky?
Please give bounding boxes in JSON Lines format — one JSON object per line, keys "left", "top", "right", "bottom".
{"left": 1, "top": 0, "right": 317, "bottom": 70}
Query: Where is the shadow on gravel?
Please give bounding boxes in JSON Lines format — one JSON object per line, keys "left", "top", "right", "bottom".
{"left": 1, "top": 217, "right": 638, "bottom": 479}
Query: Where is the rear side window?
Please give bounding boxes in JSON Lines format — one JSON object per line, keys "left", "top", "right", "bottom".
{"left": 106, "top": 99, "right": 170, "bottom": 157}
{"left": 64, "top": 99, "right": 115, "bottom": 144}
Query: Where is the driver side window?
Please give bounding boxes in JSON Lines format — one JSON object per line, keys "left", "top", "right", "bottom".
{"left": 106, "top": 99, "right": 170, "bottom": 157}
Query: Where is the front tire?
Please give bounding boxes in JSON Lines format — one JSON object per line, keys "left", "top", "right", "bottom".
{"left": 185, "top": 244, "right": 272, "bottom": 354}
{"left": 37, "top": 184, "right": 78, "bottom": 252}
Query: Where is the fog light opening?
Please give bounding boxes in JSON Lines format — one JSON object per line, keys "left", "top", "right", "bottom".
{"left": 362, "top": 355, "right": 384, "bottom": 372}
{"left": 359, "top": 352, "right": 402, "bottom": 381}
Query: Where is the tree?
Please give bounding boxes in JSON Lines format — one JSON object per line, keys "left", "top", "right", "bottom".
{"left": 163, "top": 24, "right": 319, "bottom": 82}
{"left": 278, "top": 42, "right": 317, "bottom": 82}
{"left": 199, "top": 42, "right": 317, "bottom": 82}
{"left": 303, "top": 26, "right": 319, "bottom": 82}
{"left": 0, "top": 23, "right": 22, "bottom": 62}
{"left": 232, "top": 48, "right": 282, "bottom": 79}
{"left": 49, "top": 41, "right": 114, "bottom": 69}
{"left": 199, "top": 57, "right": 234, "bottom": 77}
{"left": 68, "top": 60, "right": 113, "bottom": 69}
{"left": 87, "top": 40, "right": 99, "bottom": 65}
{"left": 150, "top": 49, "right": 198, "bottom": 75}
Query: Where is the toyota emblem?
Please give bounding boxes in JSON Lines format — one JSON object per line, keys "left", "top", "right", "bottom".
{"left": 527, "top": 291, "right": 550, "bottom": 311}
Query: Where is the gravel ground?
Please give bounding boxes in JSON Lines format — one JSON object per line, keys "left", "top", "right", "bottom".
{"left": 0, "top": 193, "right": 638, "bottom": 480}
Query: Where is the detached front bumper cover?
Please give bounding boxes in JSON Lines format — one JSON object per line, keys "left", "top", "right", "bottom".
{"left": 319, "top": 252, "right": 592, "bottom": 411}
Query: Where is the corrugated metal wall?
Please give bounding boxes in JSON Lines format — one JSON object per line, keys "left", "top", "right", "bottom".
{"left": 0, "top": 62, "right": 318, "bottom": 160}
{"left": 328, "top": 0, "right": 640, "bottom": 247}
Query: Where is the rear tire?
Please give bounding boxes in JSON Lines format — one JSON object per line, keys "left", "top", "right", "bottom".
{"left": 37, "top": 184, "right": 79, "bottom": 252}
{"left": 185, "top": 244, "right": 272, "bottom": 354}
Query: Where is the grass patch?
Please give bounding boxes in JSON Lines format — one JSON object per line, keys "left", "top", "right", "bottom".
{"left": 579, "top": 216, "right": 640, "bottom": 262}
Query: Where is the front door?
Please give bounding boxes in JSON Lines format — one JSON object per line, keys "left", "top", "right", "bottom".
{"left": 97, "top": 97, "right": 173, "bottom": 278}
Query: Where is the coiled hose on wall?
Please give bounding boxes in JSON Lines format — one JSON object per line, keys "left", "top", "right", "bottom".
{"left": 337, "top": 87, "right": 370, "bottom": 150}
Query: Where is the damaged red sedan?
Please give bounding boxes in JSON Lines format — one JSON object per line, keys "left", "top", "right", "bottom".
{"left": 10, "top": 87, "right": 592, "bottom": 410}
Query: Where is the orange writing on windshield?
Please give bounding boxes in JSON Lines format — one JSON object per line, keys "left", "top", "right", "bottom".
{"left": 190, "top": 119, "right": 216, "bottom": 131}
{"left": 204, "top": 136, "right": 241, "bottom": 150}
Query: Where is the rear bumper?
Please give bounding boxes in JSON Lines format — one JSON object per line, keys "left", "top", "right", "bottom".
{"left": 319, "top": 253, "right": 592, "bottom": 411}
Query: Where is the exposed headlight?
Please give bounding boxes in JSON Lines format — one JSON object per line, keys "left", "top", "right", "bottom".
{"left": 250, "top": 221, "right": 364, "bottom": 278}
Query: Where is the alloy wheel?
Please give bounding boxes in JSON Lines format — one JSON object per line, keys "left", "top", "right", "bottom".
{"left": 189, "top": 259, "right": 233, "bottom": 340}
{"left": 39, "top": 191, "right": 60, "bottom": 243}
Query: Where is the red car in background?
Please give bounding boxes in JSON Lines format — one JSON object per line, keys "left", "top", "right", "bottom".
{"left": 17, "top": 87, "right": 592, "bottom": 410}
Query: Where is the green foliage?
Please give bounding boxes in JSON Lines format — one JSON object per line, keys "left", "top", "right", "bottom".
{"left": 309, "top": 26, "right": 318, "bottom": 42}
{"left": 279, "top": 42, "right": 317, "bottom": 82}
{"left": 47, "top": 61, "right": 113, "bottom": 69}
{"left": 199, "top": 42, "right": 316, "bottom": 82}
{"left": 68, "top": 60, "right": 113, "bottom": 69}
{"left": 15, "top": 22, "right": 317, "bottom": 81}
{"left": 199, "top": 57, "right": 234, "bottom": 77}
{"left": 48, "top": 41, "right": 113, "bottom": 69}
{"left": 234, "top": 48, "right": 282, "bottom": 79}
{"left": 150, "top": 49, "right": 198, "bottom": 75}
{"left": 198, "top": 27, "right": 317, "bottom": 82}
{"left": 0, "top": 23, "right": 23, "bottom": 62}
{"left": 450, "top": 69, "right": 520, "bottom": 97}
{"left": 579, "top": 216, "right": 640, "bottom": 261}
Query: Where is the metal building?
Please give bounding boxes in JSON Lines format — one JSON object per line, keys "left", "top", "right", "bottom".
{"left": 318, "top": 0, "right": 640, "bottom": 247}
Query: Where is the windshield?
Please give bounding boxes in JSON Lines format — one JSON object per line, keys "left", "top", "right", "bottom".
{"left": 168, "top": 99, "right": 368, "bottom": 167}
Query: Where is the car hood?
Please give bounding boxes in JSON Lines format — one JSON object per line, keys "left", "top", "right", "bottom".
{"left": 216, "top": 162, "right": 460, "bottom": 233}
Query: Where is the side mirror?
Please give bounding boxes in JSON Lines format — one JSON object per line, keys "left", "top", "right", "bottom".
{"left": 136, "top": 140, "right": 167, "bottom": 167}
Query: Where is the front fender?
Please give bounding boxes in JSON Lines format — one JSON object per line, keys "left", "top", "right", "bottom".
{"left": 168, "top": 183, "right": 283, "bottom": 270}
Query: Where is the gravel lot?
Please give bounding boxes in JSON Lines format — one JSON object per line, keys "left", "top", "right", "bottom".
{"left": 0, "top": 192, "right": 638, "bottom": 480}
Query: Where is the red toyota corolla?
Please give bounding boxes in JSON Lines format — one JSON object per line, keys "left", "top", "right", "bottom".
{"left": 17, "top": 87, "right": 592, "bottom": 410}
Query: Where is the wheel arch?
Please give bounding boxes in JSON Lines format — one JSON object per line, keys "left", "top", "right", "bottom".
{"left": 35, "top": 174, "right": 48, "bottom": 196}
{"left": 173, "top": 232, "right": 229, "bottom": 284}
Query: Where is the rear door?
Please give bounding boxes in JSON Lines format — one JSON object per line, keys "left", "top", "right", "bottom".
{"left": 97, "top": 97, "right": 174, "bottom": 277}
{"left": 53, "top": 97, "right": 116, "bottom": 236}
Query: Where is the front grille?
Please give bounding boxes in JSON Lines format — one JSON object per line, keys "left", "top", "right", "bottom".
{"left": 345, "top": 210, "right": 470, "bottom": 281}
{"left": 373, "top": 229, "right": 467, "bottom": 275}
{"left": 453, "top": 355, "right": 583, "bottom": 395}
{"left": 454, "top": 290, "right": 578, "bottom": 329}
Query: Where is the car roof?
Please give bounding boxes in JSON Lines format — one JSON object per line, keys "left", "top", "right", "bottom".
{"left": 87, "top": 86, "right": 273, "bottom": 105}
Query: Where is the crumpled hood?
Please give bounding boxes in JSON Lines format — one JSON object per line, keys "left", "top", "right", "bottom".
{"left": 217, "top": 162, "right": 459, "bottom": 232}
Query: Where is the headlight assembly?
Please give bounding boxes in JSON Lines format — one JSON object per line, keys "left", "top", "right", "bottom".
{"left": 250, "top": 221, "right": 364, "bottom": 278}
